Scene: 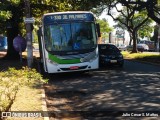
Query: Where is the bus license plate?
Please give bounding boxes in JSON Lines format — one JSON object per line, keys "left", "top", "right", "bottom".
{"left": 70, "top": 66, "right": 79, "bottom": 70}
{"left": 110, "top": 60, "right": 117, "bottom": 63}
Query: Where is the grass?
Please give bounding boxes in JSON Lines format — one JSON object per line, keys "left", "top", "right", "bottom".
{"left": 11, "top": 87, "right": 42, "bottom": 111}
{"left": 1, "top": 43, "right": 42, "bottom": 117}
{"left": 0, "top": 51, "right": 44, "bottom": 120}
{"left": 8, "top": 87, "right": 44, "bottom": 120}
{"left": 121, "top": 51, "right": 160, "bottom": 64}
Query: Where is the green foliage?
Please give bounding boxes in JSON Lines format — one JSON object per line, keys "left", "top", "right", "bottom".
{"left": 113, "top": 5, "right": 153, "bottom": 52}
{"left": 0, "top": 11, "right": 12, "bottom": 21}
{"left": 115, "top": 10, "right": 152, "bottom": 32}
{"left": 97, "top": 18, "right": 113, "bottom": 32}
{"left": 0, "top": 67, "right": 48, "bottom": 112}
{"left": 97, "top": 18, "right": 113, "bottom": 40}
{"left": 122, "top": 51, "right": 160, "bottom": 59}
{"left": 151, "top": 25, "right": 158, "bottom": 42}
{"left": 0, "top": 0, "right": 106, "bottom": 36}
{"left": 137, "top": 16, "right": 154, "bottom": 38}
{"left": 32, "top": 25, "right": 39, "bottom": 43}
{"left": 10, "top": 0, "right": 21, "bottom": 5}
{"left": 138, "top": 23, "right": 154, "bottom": 39}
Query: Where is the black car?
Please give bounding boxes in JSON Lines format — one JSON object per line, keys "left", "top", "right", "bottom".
{"left": 98, "top": 44, "right": 124, "bottom": 67}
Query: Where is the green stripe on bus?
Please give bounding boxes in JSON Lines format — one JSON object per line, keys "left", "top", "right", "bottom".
{"left": 48, "top": 53, "right": 81, "bottom": 64}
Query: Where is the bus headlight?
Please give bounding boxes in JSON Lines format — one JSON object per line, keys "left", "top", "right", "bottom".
{"left": 47, "top": 58, "right": 58, "bottom": 66}
{"left": 80, "top": 50, "right": 97, "bottom": 62}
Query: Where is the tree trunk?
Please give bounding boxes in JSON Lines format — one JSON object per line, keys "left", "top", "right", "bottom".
{"left": 2, "top": 4, "right": 22, "bottom": 60}
{"left": 129, "top": 32, "right": 132, "bottom": 45}
{"left": 132, "top": 31, "right": 138, "bottom": 53}
{"left": 3, "top": 26, "right": 20, "bottom": 60}
{"left": 129, "top": 37, "right": 132, "bottom": 45}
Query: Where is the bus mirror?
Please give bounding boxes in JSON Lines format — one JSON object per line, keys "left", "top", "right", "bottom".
{"left": 96, "top": 23, "right": 101, "bottom": 37}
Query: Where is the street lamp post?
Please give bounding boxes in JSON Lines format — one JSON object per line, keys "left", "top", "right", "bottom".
{"left": 24, "top": 0, "right": 33, "bottom": 68}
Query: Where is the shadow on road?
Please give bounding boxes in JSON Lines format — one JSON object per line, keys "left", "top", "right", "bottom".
{"left": 44, "top": 61, "right": 160, "bottom": 119}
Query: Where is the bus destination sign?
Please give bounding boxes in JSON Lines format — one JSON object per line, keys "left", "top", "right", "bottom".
{"left": 52, "top": 14, "right": 87, "bottom": 20}
{"left": 44, "top": 13, "right": 94, "bottom": 23}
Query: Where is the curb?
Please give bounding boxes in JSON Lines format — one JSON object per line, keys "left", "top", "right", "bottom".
{"left": 35, "top": 58, "right": 50, "bottom": 120}
{"left": 42, "top": 87, "right": 50, "bottom": 120}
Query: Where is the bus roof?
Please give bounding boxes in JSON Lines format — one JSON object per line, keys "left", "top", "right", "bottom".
{"left": 43, "top": 11, "right": 94, "bottom": 16}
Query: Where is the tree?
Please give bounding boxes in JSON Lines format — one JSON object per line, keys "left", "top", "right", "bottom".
{"left": 65, "top": 0, "right": 160, "bottom": 25}
{"left": 2, "top": 0, "right": 158, "bottom": 58}
{"left": 0, "top": 10, "right": 12, "bottom": 34}
{"left": 0, "top": 0, "right": 110, "bottom": 60}
{"left": 0, "top": 0, "right": 75, "bottom": 60}
{"left": 151, "top": 24, "right": 159, "bottom": 47}
{"left": 97, "top": 18, "right": 113, "bottom": 43}
{"left": 66, "top": 0, "right": 107, "bottom": 12}
{"left": 0, "top": 1, "right": 28, "bottom": 59}
{"left": 106, "top": 0, "right": 152, "bottom": 52}
{"left": 137, "top": 19, "right": 154, "bottom": 39}
{"left": 115, "top": 12, "right": 154, "bottom": 42}
{"left": 119, "top": 0, "right": 160, "bottom": 24}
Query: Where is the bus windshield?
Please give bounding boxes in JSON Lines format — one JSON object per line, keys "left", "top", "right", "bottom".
{"left": 44, "top": 22, "right": 97, "bottom": 54}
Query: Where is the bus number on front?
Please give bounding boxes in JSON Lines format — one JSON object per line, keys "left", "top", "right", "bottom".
{"left": 54, "top": 15, "right": 62, "bottom": 20}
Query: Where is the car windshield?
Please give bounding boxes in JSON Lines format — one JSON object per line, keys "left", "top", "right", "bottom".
{"left": 44, "top": 22, "right": 97, "bottom": 55}
{"left": 99, "top": 44, "right": 120, "bottom": 54}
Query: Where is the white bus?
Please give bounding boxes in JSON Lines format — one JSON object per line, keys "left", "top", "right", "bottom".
{"left": 38, "top": 11, "right": 100, "bottom": 73}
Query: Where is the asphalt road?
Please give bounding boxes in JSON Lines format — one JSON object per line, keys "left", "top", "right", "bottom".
{"left": 44, "top": 60, "right": 160, "bottom": 120}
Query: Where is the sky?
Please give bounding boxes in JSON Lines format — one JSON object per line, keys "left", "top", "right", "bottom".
{"left": 98, "top": 11, "right": 131, "bottom": 45}
{"left": 99, "top": 11, "right": 116, "bottom": 27}
{"left": 98, "top": 3, "right": 123, "bottom": 27}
